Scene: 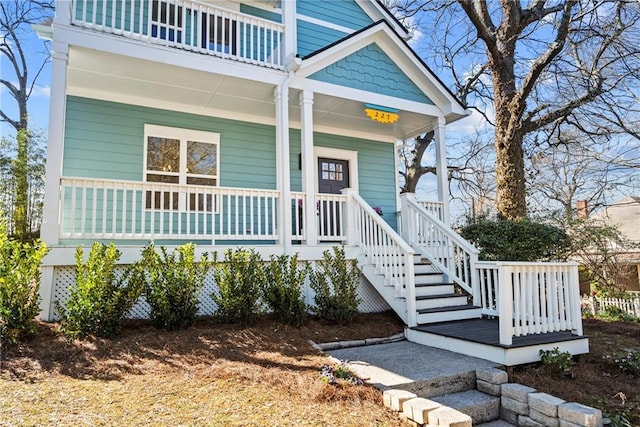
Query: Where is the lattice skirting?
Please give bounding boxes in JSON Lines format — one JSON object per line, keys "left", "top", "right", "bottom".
{"left": 50, "top": 265, "right": 391, "bottom": 320}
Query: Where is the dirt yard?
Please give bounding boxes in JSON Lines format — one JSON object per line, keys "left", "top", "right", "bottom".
{"left": 1, "top": 313, "right": 638, "bottom": 425}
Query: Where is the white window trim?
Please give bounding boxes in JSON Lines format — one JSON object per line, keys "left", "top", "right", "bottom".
{"left": 313, "top": 146, "right": 358, "bottom": 193}
{"left": 144, "top": 124, "right": 220, "bottom": 212}
{"left": 144, "top": 124, "right": 220, "bottom": 185}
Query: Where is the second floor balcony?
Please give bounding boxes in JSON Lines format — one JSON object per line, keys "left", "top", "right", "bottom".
{"left": 70, "top": 0, "right": 285, "bottom": 69}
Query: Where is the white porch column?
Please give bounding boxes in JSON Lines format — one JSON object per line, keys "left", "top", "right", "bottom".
{"left": 274, "top": 85, "right": 292, "bottom": 253}
{"left": 39, "top": 41, "right": 69, "bottom": 321}
{"left": 299, "top": 90, "right": 317, "bottom": 245}
{"left": 281, "top": 0, "right": 297, "bottom": 62}
{"left": 54, "top": 0, "right": 72, "bottom": 25}
{"left": 434, "top": 116, "right": 450, "bottom": 225}
{"left": 41, "top": 41, "right": 69, "bottom": 246}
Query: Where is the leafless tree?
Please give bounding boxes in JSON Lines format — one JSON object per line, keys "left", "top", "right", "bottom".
{"left": 398, "top": 131, "right": 436, "bottom": 193}
{"left": 0, "top": 0, "right": 53, "bottom": 239}
{"left": 527, "top": 133, "right": 639, "bottom": 221}
{"left": 393, "top": 0, "right": 640, "bottom": 220}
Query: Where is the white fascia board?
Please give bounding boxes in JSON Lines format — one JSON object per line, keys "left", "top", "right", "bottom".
{"left": 291, "top": 77, "right": 444, "bottom": 117}
{"left": 32, "top": 23, "right": 53, "bottom": 40}
{"left": 55, "top": 26, "right": 285, "bottom": 86}
{"left": 356, "top": 0, "right": 409, "bottom": 39}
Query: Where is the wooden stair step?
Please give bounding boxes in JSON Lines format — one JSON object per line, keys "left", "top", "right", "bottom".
{"left": 417, "top": 304, "right": 480, "bottom": 315}
{"left": 416, "top": 293, "right": 465, "bottom": 301}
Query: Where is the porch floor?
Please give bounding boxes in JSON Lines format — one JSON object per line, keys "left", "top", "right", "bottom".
{"left": 410, "top": 318, "right": 586, "bottom": 348}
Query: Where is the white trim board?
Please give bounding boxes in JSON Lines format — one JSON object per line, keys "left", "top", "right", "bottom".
{"left": 313, "top": 146, "right": 359, "bottom": 193}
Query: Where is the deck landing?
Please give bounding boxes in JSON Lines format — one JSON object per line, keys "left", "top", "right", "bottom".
{"left": 407, "top": 318, "right": 589, "bottom": 366}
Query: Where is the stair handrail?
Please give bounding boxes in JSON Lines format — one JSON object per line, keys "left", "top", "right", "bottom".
{"left": 344, "top": 189, "right": 417, "bottom": 326}
{"left": 400, "top": 193, "right": 480, "bottom": 304}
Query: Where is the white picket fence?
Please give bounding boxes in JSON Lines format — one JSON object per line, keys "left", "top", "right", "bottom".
{"left": 582, "top": 294, "right": 640, "bottom": 318}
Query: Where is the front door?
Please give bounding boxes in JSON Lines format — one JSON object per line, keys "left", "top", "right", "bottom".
{"left": 318, "top": 158, "right": 349, "bottom": 239}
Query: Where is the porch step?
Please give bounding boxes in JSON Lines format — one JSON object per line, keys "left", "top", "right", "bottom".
{"left": 414, "top": 272, "right": 446, "bottom": 285}
{"left": 415, "top": 293, "right": 469, "bottom": 311}
{"left": 416, "top": 304, "right": 482, "bottom": 324}
{"left": 432, "top": 390, "right": 500, "bottom": 425}
{"left": 415, "top": 283, "right": 455, "bottom": 297}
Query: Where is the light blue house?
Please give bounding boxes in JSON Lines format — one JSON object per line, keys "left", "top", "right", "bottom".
{"left": 39, "top": 0, "right": 588, "bottom": 365}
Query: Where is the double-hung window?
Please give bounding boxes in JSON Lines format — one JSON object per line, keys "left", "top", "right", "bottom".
{"left": 144, "top": 124, "right": 219, "bottom": 212}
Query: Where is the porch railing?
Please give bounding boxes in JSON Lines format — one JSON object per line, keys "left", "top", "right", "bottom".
{"left": 60, "top": 177, "right": 281, "bottom": 241}
{"left": 400, "top": 194, "right": 480, "bottom": 301}
{"left": 476, "top": 261, "right": 583, "bottom": 345}
{"left": 58, "top": 177, "right": 351, "bottom": 243}
{"left": 70, "top": 0, "right": 285, "bottom": 69}
{"left": 417, "top": 200, "right": 445, "bottom": 223}
{"left": 348, "top": 190, "right": 417, "bottom": 326}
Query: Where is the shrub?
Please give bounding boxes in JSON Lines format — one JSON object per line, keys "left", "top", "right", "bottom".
{"left": 135, "top": 243, "right": 210, "bottom": 330}
{"left": 261, "top": 253, "right": 310, "bottom": 327}
{"left": 603, "top": 350, "right": 640, "bottom": 376}
{"left": 212, "top": 248, "right": 264, "bottom": 324}
{"left": 57, "top": 243, "right": 142, "bottom": 339}
{"left": 460, "top": 216, "right": 571, "bottom": 261}
{"left": 309, "top": 246, "right": 361, "bottom": 324}
{"left": 0, "top": 223, "right": 48, "bottom": 344}
{"left": 539, "top": 347, "right": 575, "bottom": 374}
{"left": 599, "top": 306, "right": 638, "bottom": 323}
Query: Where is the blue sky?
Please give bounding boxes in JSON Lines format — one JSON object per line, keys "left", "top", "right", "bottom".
{"left": 0, "top": 23, "right": 51, "bottom": 140}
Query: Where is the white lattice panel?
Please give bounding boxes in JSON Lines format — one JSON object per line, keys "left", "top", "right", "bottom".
{"left": 51, "top": 262, "right": 390, "bottom": 321}
{"left": 357, "top": 276, "right": 392, "bottom": 313}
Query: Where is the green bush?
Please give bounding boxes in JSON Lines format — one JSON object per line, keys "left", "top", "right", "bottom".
{"left": 261, "top": 253, "right": 310, "bottom": 327}
{"left": 310, "top": 246, "right": 362, "bottom": 324}
{"left": 599, "top": 306, "right": 637, "bottom": 323}
{"left": 0, "top": 223, "right": 48, "bottom": 344}
{"left": 57, "top": 243, "right": 142, "bottom": 339}
{"left": 539, "top": 347, "right": 575, "bottom": 373}
{"left": 459, "top": 216, "right": 571, "bottom": 261}
{"left": 135, "top": 243, "right": 210, "bottom": 330}
{"left": 212, "top": 248, "right": 264, "bottom": 324}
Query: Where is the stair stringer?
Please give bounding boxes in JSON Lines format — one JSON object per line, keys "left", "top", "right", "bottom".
{"left": 358, "top": 255, "right": 409, "bottom": 324}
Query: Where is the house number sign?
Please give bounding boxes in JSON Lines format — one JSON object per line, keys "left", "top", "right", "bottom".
{"left": 364, "top": 103, "right": 399, "bottom": 124}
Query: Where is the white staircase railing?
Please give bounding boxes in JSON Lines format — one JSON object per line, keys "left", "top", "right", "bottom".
{"left": 400, "top": 193, "right": 480, "bottom": 303}
{"left": 345, "top": 190, "right": 417, "bottom": 326}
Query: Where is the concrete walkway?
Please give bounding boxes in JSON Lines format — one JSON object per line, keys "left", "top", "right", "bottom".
{"left": 328, "top": 340, "right": 499, "bottom": 391}
{"left": 328, "top": 340, "right": 516, "bottom": 426}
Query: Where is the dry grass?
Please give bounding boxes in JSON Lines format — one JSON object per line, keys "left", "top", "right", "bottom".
{"left": 0, "top": 312, "right": 406, "bottom": 426}
{"left": 4, "top": 312, "right": 638, "bottom": 426}
{"left": 512, "top": 318, "right": 640, "bottom": 424}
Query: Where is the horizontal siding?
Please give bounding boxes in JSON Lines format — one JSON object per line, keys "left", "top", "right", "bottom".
{"left": 297, "top": 0, "right": 372, "bottom": 31}
{"left": 63, "top": 96, "right": 277, "bottom": 189}
{"left": 297, "top": 20, "right": 349, "bottom": 57}
{"left": 240, "top": 4, "right": 282, "bottom": 23}
{"left": 309, "top": 44, "right": 433, "bottom": 104}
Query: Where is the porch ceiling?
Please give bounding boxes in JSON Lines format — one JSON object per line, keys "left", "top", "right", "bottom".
{"left": 67, "top": 46, "right": 436, "bottom": 141}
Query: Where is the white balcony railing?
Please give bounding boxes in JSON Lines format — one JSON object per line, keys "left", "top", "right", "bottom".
{"left": 71, "top": 0, "right": 285, "bottom": 69}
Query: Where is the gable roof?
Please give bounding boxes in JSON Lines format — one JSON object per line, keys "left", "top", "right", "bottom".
{"left": 298, "top": 20, "right": 467, "bottom": 123}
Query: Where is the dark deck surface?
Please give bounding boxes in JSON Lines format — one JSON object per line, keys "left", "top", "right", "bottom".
{"left": 411, "top": 318, "right": 586, "bottom": 349}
